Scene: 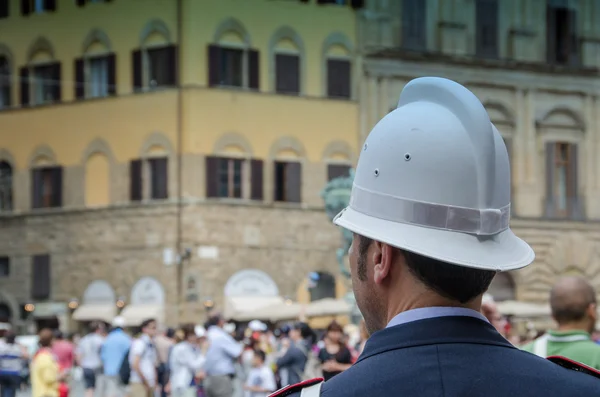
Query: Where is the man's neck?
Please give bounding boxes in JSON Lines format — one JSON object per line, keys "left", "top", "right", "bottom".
{"left": 387, "top": 297, "right": 481, "bottom": 325}
{"left": 556, "top": 322, "right": 591, "bottom": 334}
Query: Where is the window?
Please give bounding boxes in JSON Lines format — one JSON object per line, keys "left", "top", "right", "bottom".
{"left": 132, "top": 46, "right": 177, "bottom": 91}
{"left": 0, "top": 0, "right": 8, "bottom": 19}
{"left": 547, "top": 5, "right": 579, "bottom": 65}
{"left": 31, "top": 166, "right": 62, "bottom": 209}
{"left": 545, "top": 142, "right": 580, "bottom": 219}
{"left": 31, "top": 254, "right": 51, "bottom": 300}
{"left": 208, "top": 45, "right": 260, "bottom": 90}
{"left": 21, "top": 0, "right": 56, "bottom": 16}
{"left": 475, "top": 0, "right": 498, "bottom": 58}
{"left": 20, "top": 63, "right": 61, "bottom": 106}
{"left": 317, "top": 0, "right": 347, "bottom": 5}
{"left": 205, "top": 156, "right": 263, "bottom": 200}
{"left": 0, "top": 57, "right": 10, "bottom": 109}
{"left": 327, "top": 59, "right": 351, "bottom": 99}
{"left": 274, "top": 161, "right": 301, "bottom": 203}
{"left": 0, "top": 257, "right": 8, "bottom": 278}
{"left": 275, "top": 54, "right": 300, "bottom": 95}
{"left": 327, "top": 164, "right": 351, "bottom": 181}
{"left": 129, "top": 157, "right": 169, "bottom": 201}
{"left": 218, "top": 158, "right": 243, "bottom": 198}
{"left": 0, "top": 161, "right": 12, "bottom": 211}
{"left": 74, "top": 54, "right": 116, "bottom": 99}
{"left": 402, "top": 0, "right": 427, "bottom": 50}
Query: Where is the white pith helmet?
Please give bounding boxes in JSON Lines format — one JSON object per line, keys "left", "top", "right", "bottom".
{"left": 334, "top": 77, "right": 535, "bottom": 271}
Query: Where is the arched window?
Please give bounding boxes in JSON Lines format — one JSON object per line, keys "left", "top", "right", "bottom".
{"left": 270, "top": 137, "right": 305, "bottom": 204}
{"left": 323, "top": 33, "right": 353, "bottom": 99}
{"left": 130, "top": 134, "right": 173, "bottom": 202}
{"left": 270, "top": 27, "right": 304, "bottom": 95}
{"left": 0, "top": 161, "right": 12, "bottom": 211}
{"left": 21, "top": 37, "right": 61, "bottom": 106}
{"left": 75, "top": 30, "right": 116, "bottom": 99}
{"left": 133, "top": 20, "right": 178, "bottom": 92}
{"left": 537, "top": 107, "right": 585, "bottom": 219}
{"left": 208, "top": 18, "right": 258, "bottom": 90}
{"left": 0, "top": 54, "right": 11, "bottom": 109}
{"left": 308, "top": 271, "right": 336, "bottom": 302}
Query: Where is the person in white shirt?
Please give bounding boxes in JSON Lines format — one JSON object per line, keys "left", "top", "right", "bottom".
{"left": 169, "top": 324, "right": 208, "bottom": 397}
{"left": 76, "top": 321, "right": 105, "bottom": 397}
{"left": 243, "top": 350, "right": 276, "bottom": 397}
{"left": 129, "top": 318, "right": 158, "bottom": 397}
{"left": 204, "top": 313, "right": 243, "bottom": 397}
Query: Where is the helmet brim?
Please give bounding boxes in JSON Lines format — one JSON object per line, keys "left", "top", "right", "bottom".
{"left": 334, "top": 206, "right": 534, "bottom": 272}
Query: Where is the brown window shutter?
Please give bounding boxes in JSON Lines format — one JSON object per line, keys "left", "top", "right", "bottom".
{"left": 205, "top": 156, "right": 219, "bottom": 198}
{"left": 546, "top": 6, "right": 557, "bottom": 63}
{"left": 130, "top": 159, "right": 142, "bottom": 201}
{"left": 132, "top": 50, "right": 142, "bottom": 91}
{"left": 0, "top": 0, "right": 9, "bottom": 18}
{"left": 250, "top": 159, "right": 264, "bottom": 201}
{"left": 544, "top": 142, "right": 556, "bottom": 218}
{"left": 327, "top": 164, "right": 350, "bottom": 181}
{"left": 327, "top": 59, "right": 351, "bottom": 99}
{"left": 248, "top": 49, "right": 260, "bottom": 90}
{"left": 107, "top": 53, "right": 116, "bottom": 95}
{"left": 285, "top": 162, "right": 302, "bottom": 203}
{"left": 568, "top": 144, "right": 582, "bottom": 219}
{"left": 21, "top": 0, "right": 30, "bottom": 16}
{"left": 165, "top": 45, "right": 178, "bottom": 86}
{"left": 19, "top": 67, "right": 29, "bottom": 106}
{"left": 74, "top": 58, "right": 85, "bottom": 99}
{"left": 44, "top": 0, "right": 56, "bottom": 12}
{"left": 275, "top": 54, "right": 300, "bottom": 94}
{"left": 51, "top": 166, "right": 62, "bottom": 207}
{"left": 208, "top": 45, "right": 222, "bottom": 87}
{"left": 149, "top": 157, "right": 168, "bottom": 200}
{"left": 50, "top": 62, "right": 61, "bottom": 102}
{"left": 31, "top": 168, "right": 42, "bottom": 209}
{"left": 31, "top": 255, "right": 51, "bottom": 300}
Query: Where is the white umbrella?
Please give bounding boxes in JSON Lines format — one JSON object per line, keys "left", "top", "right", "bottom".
{"left": 235, "top": 301, "right": 303, "bottom": 322}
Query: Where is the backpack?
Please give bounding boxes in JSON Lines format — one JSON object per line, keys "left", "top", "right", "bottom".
{"left": 118, "top": 348, "right": 131, "bottom": 385}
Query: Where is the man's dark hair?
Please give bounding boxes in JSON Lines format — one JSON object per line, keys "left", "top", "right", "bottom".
{"left": 166, "top": 327, "right": 176, "bottom": 339}
{"left": 358, "top": 236, "right": 495, "bottom": 303}
{"left": 180, "top": 323, "right": 196, "bottom": 339}
{"left": 5, "top": 331, "right": 16, "bottom": 344}
{"left": 140, "top": 318, "right": 156, "bottom": 330}
{"left": 205, "top": 313, "right": 223, "bottom": 328}
{"left": 254, "top": 349, "right": 266, "bottom": 363}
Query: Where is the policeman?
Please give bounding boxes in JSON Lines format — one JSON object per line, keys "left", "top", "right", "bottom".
{"left": 269, "top": 77, "right": 599, "bottom": 396}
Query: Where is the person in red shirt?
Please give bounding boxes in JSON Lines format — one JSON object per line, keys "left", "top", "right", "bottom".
{"left": 51, "top": 330, "right": 74, "bottom": 397}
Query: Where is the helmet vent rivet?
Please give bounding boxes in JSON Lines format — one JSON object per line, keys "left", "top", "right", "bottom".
{"left": 374, "top": 169, "right": 380, "bottom": 177}
{"left": 404, "top": 153, "right": 411, "bottom": 161}
{"left": 364, "top": 143, "right": 368, "bottom": 151}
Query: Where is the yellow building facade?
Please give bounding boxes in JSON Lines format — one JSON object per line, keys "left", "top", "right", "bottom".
{"left": 0, "top": 0, "right": 361, "bottom": 330}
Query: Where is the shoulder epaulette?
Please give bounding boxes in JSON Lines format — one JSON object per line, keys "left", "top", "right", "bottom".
{"left": 268, "top": 378, "right": 324, "bottom": 397}
{"left": 547, "top": 355, "right": 600, "bottom": 379}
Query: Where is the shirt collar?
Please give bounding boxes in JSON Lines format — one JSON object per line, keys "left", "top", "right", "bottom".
{"left": 547, "top": 329, "right": 591, "bottom": 339}
{"left": 386, "top": 306, "right": 489, "bottom": 328}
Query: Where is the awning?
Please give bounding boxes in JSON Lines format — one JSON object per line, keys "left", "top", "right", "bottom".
{"left": 236, "top": 301, "right": 303, "bottom": 322}
{"left": 120, "top": 305, "right": 164, "bottom": 327}
{"left": 225, "top": 296, "right": 284, "bottom": 320}
{"left": 496, "top": 300, "right": 551, "bottom": 317}
{"left": 306, "top": 298, "right": 351, "bottom": 317}
{"left": 72, "top": 304, "right": 116, "bottom": 323}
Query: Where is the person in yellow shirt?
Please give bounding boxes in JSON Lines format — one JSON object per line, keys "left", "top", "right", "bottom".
{"left": 31, "top": 328, "right": 60, "bottom": 397}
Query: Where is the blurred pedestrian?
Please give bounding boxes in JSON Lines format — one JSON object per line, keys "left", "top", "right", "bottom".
{"left": 128, "top": 319, "right": 158, "bottom": 397}
{"left": 31, "top": 329, "right": 60, "bottom": 397}
{"left": 522, "top": 276, "right": 600, "bottom": 369}
{"left": 0, "top": 331, "right": 28, "bottom": 397}
{"left": 317, "top": 322, "right": 352, "bottom": 381}
{"left": 243, "top": 350, "right": 275, "bottom": 397}
{"left": 204, "top": 312, "right": 242, "bottom": 397}
{"left": 169, "top": 324, "right": 207, "bottom": 397}
{"left": 100, "top": 316, "right": 131, "bottom": 397}
{"left": 76, "top": 322, "right": 105, "bottom": 397}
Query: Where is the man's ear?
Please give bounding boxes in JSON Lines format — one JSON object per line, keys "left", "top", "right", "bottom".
{"left": 587, "top": 303, "right": 597, "bottom": 322}
{"left": 373, "top": 242, "right": 393, "bottom": 285}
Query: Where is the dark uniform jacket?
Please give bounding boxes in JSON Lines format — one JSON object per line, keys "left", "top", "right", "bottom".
{"left": 278, "top": 316, "right": 599, "bottom": 396}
